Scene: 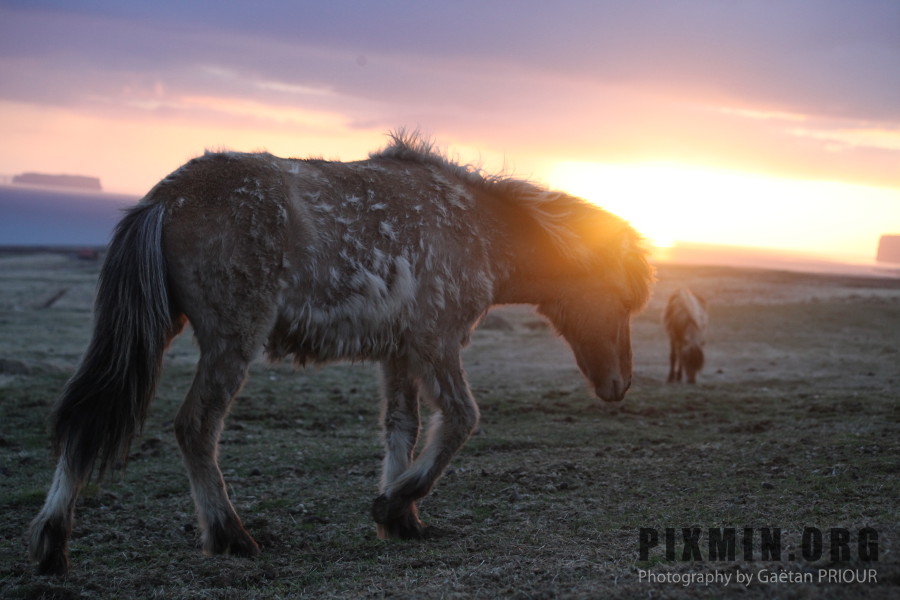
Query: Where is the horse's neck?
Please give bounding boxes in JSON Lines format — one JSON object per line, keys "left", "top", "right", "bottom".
{"left": 474, "top": 187, "right": 583, "bottom": 307}
{"left": 490, "top": 230, "right": 570, "bottom": 306}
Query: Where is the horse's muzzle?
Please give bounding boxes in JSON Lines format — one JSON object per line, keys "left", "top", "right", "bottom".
{"left": 596, "top": 376, "right": 630, "bottom": 402}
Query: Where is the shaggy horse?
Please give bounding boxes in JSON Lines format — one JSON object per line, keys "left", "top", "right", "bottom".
{"left": 28, "top": 132, "right": 654, "bottom": 574}
{"left": 664, "top": 288, "right": 708, "bottom": 383}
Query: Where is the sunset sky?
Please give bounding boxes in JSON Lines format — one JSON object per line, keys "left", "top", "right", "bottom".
{"left": 1, "top": 1, "right": 898, "bottom": 263}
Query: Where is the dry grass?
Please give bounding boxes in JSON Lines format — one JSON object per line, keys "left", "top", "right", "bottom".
{"left": 1, "top": 253, "right": 898, "bottom": 598}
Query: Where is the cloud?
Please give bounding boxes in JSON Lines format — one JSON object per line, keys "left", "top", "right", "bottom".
{"left": 715, "top": 107, "right": 809, "bottom": 123}
{"left": 3, "top": 1, "right": 898, "bottom": 120}
{"left": 0, "top": 0, "right": 898, "bottom": 192}
{"left": 787, "top": 126, "right": 900, "bottom": 153}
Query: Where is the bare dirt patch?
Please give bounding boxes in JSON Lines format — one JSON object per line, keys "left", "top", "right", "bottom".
{"left": 1, "top": 255, "right": 898, "bottom": 598}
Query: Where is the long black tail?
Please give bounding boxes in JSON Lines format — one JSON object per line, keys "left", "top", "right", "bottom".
{"left": 52, "top": 200, "right": 177, "bottom": 481}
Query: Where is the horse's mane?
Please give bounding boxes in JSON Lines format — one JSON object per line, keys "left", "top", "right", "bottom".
{"left": 666, "top": 289, "right": 709, "bottom": 331}
{"left": 371, "top": 130, "right": 654, "bottom": 309}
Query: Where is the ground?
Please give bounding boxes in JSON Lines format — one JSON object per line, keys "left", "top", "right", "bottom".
{"left": 0, "top": 252, "right": 898, "bottom": 599}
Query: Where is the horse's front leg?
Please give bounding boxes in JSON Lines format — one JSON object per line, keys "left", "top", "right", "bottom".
{"left": 667, "top": 338, "right": 678, "bottom": 383}
{"left": 374, "top": 356, "right": 422, "bottom": 539}
{"left": 372, "top": 353, "right": 479, "bottom": 539}
{"left": 673, "top": 341, "right": 684, "bottom": 383}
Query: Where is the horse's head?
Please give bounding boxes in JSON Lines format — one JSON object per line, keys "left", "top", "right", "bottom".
{"left": 515, "top": 194, "right": 653, "bottom": 402}
{"left": 681, "top": 329, "right": 706, "bottom": 383}
{"left": 539, "top": 280, "right": 640, "bottom": 402}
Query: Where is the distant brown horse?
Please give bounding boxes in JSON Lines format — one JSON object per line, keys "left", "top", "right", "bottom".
{"left": 28, "top": 132, "right": 654, "bottom": 574}
{"left": 664, "top": 288, "right": 708, "bottom": 383}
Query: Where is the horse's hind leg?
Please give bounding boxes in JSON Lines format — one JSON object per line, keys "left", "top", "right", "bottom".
{"left": 162, "top": 177, "right": 287, "bottom": 557}
{"left": 174, "top": 342, "right": 259, "bottom": 557}
{"left": 29, "top": 457, "right": 82, "bottom": 574}
{"left": 375, "top": 356, "right": 422, "bottom": 539}
{"left": 372, "top": 354, "right": 479, "bottom": 538}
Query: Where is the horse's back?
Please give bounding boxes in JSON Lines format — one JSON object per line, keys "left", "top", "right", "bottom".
{"left": 146, "top": 152, "right": 496, "bottom": 364}
{"left": 269, "top": 156, "right": 498, "bottom": 363}
{"left": 665, "top": 288, "right": 708, "bottom": 335}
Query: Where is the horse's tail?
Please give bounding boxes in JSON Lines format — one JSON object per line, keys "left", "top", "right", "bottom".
{"left": 52, "top": 200, "right": 178, "bottom": 481}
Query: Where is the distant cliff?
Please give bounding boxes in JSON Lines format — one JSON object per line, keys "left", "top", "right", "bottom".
{"left": 876, "top": 235, "right": 900, "bottom": 264}
{"left": 12, "top": 172, "right": 102, "bottom": 191}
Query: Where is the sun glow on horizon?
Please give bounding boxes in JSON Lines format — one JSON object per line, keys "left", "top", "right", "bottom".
{"left": 547, "top": 161, "right": 900, "bottom": 264}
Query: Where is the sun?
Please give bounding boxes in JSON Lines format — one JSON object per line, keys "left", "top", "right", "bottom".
{"left": 544, "top": 160, "right": 898, "bottom": 263}
{"left": 547, "top": 161, "right": 736, "bottom": 249}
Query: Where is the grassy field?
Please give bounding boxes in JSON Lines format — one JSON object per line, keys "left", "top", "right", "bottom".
{"left": 1, "top": 252, "right": 898, "bottom": 599}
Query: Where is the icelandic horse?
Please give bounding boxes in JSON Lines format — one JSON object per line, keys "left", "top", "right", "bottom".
{"left": 664, "top": 288, "right": 708, "bottom": 383}
{"left": 28, "top": 132, "right": 654, "bottom": 574}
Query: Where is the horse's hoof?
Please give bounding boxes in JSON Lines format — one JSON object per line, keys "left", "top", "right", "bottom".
{"left": 376, "top": 518, "right": 426, "bottom": 540}
{"left": 373, "top": 495, "right": 425, "bottom": 540}
{"left": 371, "top": 494, "right": 393, "bottom": 524}
{"left": 203, "top": 521, "right": 260, "bottom": 557}
{"left": 228, "top": 534, "right": 261, "bottom": 558}
{"left": 35, "top": 551, "right": 69, "bottom": 576}
{"left": 30, "top": 518, "right": 71, "bottom": 576}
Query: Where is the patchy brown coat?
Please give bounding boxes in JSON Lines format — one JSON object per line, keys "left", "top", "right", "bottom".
{"left": 29, "top": 132, "right": 654, "bottom": 574}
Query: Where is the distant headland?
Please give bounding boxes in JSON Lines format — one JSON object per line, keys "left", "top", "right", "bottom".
{"left": 11, "top": 172, "right": 102, "bottom": 191}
